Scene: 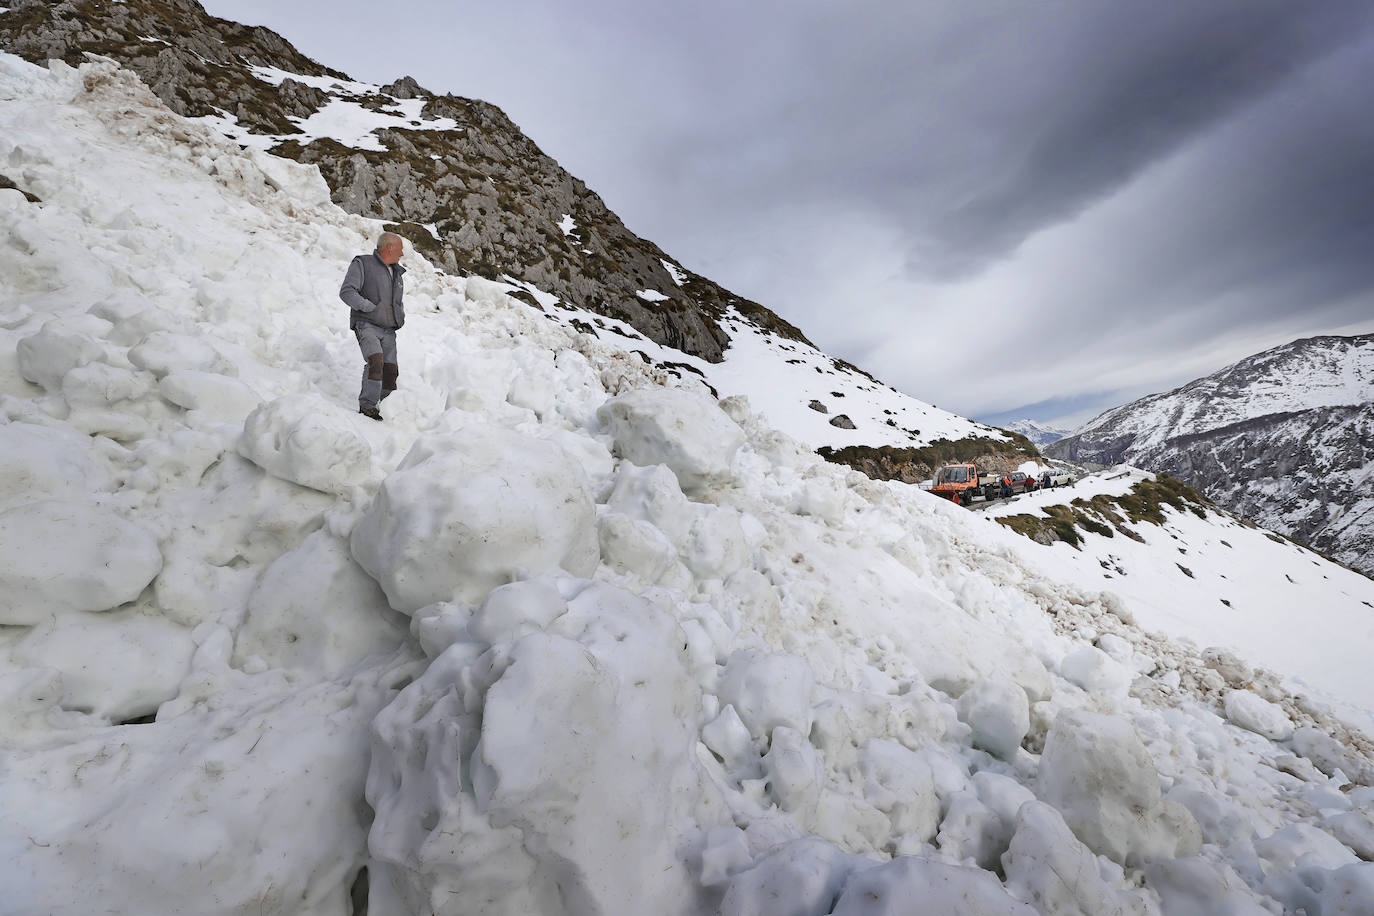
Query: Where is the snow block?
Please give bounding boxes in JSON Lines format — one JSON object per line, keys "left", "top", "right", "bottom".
{"left": 128, "top": 330, "right": 235, "bottom": 377}
{"left": 605, "top": 461, "right": 751, "bottom": 580}
{"left": 597, "top": 386, "right": 746, "bottom": 494}
{"left": 956, "top": 676, "right": 1030, "bottom": 760}
{"left": 366, "top": 583, "right": 706, "bottom": 915}
{"left": 61, "top": 362, "right": 153, "bottom": 407}
{"left": 720, "top": 838, "right": 865, "bottom": 916}
{"left": 830, "top": 857, "right": 1036, "bottom": 915}
{"left": 1143, "top": 856, "right": 1282, "bottom": 916}
{"left": 698, "top": 824, "right": 753, "bottom": 887}
{"left": 467, "top": 578, "right": 569, "bottom": 646}
{"left": 1317, "top": 863, "right": 1374, "bottom": 916}
{"left": 233, "top": 530, "right": 407, "bottom": 677}
{"left": 1222, "top": 689, "right": 1293, "bottom": 741}
{"left": 1037, "top": 710, "right": 1202, "bottom": 867}
{"left": 350, "top": 427, "right": 598, "bottom": 613}
{"left": 702, "top": 704, "right": 758, "bottom": 773}
{"left": 237, "top": 394, "right": 372, "bottom": 494}
{"left": 1059, "top": 645, "right": 1132, "bottom": 697}
{"left": 12, "top": 611, "right": 194, "bottom": 720}
{"left": 1325, "top": 810, "right": 1374, "bottom": 861}
{"left": 860, "top": 738, "right": 941, "bottom": 844}
{"left": 16, "top": 322, "right": 105, "bottom": 391}
{"left": 763, "top": 725, "right": 824, "bottom": 816}
{"left": 0, "top": 500, "right": 162, "bottom": 625}
{"left": 1003, "top": 800, "right": 1157, "bottom": 916}
{"left": 597, "top": 511, "right": 691, "bottom": 588}
{"left": 719, "top": 649, "right": 815, "bottom": 740}
{"left": 1293, "top": 727, "right": 1373, "bottom": 783}
{"left": 0, "top": 421, "right": 116, "bottom": 510}
{"left": 936, "top": 772, "right": 1033, "bottom": 870}
{"left": 1254, "top": 822, "right": 1359, "bottom": 873}
{"left": 159, "top": 370, "right": 262, "bottom": 424}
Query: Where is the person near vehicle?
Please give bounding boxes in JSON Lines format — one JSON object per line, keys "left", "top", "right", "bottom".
{"left": 340, "top": 232, "right": 406, "bottom": 420}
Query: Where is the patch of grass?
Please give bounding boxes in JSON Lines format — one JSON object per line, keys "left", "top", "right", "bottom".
{"left": 997, "top": 507, "right": 1084, "bottom": 548}
{"left": 1116, "top": 474, "right": 1212, "bottom": 524}
{"left": 997, "top": 473, "right": 1219, "bottom": 551}
{"left": 1079, "top": 516, "right": 1114, "bottom": 538}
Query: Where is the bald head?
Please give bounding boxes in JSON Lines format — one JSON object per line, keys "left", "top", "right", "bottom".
{"left": 376, "top": 232, "right": 404, "bottom": 265}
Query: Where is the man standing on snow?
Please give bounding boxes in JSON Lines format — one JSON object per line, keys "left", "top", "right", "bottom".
{"left": 340, "top": 232, "right": 406, "bottom": 420}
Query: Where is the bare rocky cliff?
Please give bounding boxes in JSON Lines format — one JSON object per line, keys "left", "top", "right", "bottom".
{"left": 1, "top": 0, "right": 811, "bottom": 363}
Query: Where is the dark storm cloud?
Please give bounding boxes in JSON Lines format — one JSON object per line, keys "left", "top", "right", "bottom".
{"left": 629, "top": 0, "right": 1374, "bottom": 280}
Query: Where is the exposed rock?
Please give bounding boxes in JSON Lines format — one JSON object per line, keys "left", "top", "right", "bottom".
{"left": 828, "top": 413, "right": 856, "bottom": 429}
{"left": 817, "top": 435, "right": 1040, "bottom": 485}
{"left": 0, "top": 173, "right": 42, "bottom": 202}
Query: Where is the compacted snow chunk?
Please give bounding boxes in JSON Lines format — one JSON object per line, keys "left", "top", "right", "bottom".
{"left": 366, "top": 579, "right": 715, "bottom": 915}
{"left": 956, "top": 676, "right": 1030, "bottom": 760}
{"left": 718, "top": 648, "right": 815, "bottom": 740}
{"left": 350, "top": 426, "right": 599, "bottom": 612}
{"left": 0, "top": 421, "right": 116, "bottom": 509}
{"left": 1037, "top": 710, "right": 1202, "bottom": 867}
{"left": 719, "top": 839, "right": 867, "bottom": 916}
{"left": 238, "top": 394, "right": 373, "bottom": 494}
{"left": 1003, "top": 800, "right": 1157, "bottom": 915}
{"left": 829, "top": 857, "right": 1036, "bottom": 915}
{"left": 1223, "top": 689, "right": 1294, "bottom": 741}
{"left": 234, "top": 529, "right": 407, "bottom": 676}
{"left": 596, "top": 387, "right": 746, "bottom": 493}
{"left": 11, "top": 611, "right": 194, "bottom": 720}
{"left": 0, "top": 499, "right": 162, "bottom": 624}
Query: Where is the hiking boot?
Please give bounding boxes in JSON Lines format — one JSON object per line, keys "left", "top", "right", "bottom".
{"left": 359, "top": 406, "right": 383, "bottom": 421}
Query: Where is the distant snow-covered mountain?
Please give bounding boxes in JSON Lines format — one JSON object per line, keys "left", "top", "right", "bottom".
{"left": 1047, "top": 334, "right": 1374, "bottom": 576}
{"left": 998, "top": 419, "right": 1070, "bottom": 447}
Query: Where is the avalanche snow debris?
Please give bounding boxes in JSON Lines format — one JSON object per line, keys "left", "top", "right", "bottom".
{"left": 1, "top": 50, "right": 1374, "bottom": 916}
{"left": 349, "top": 427, "right": 600, "bottom": 612}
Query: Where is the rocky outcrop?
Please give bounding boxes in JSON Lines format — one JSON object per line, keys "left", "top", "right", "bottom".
{"left": 1048, "top": 334, "right": 1374, "bottom": 576}
{"left": 0, "top": 0, "right": 812, "bottom": 363}
{"left": 817, "top": 434, "right": 1040, "bottom": 485}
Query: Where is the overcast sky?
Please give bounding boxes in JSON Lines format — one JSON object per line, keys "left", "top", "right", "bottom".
{"left": 204, "top": 0, "right": 1374, "bottom": 429}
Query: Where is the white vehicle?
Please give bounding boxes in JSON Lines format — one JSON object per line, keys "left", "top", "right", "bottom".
{"left": 1041, "top": 469, "right": 1072, "bottom": 487}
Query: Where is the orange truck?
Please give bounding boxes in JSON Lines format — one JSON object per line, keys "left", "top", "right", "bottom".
{"left": 931, "top": 463, "right": 982, "bottom": 505}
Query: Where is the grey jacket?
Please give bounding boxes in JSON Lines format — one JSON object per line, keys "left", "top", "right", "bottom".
{"left": 340, "top": 251, "right": 406, "bottom": 330}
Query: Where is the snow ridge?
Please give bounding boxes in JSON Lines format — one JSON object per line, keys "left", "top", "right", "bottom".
{"left": 3, "top": 53, "right": 1374, "bottom": 916}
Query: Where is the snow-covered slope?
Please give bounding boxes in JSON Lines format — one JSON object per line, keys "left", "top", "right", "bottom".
{"left": 1047, "top": 335, "right": 1374, "bottom": 576}
{"left": 998, "top": 419, "right": 1069, "bottom": 448}
{"left": 211, "top": 62, "right": 1003, "bottom": 456}
{"left": 982, "top": 468, "right": 1374, "bottom": 734}
{"left": 5, "top": 54, "right": 1374, "bottom": 916}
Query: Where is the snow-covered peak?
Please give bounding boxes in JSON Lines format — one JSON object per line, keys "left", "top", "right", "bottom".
{"left": 4, "top": 51, "right": 1374, "bottom": 916}
{"left": 998, "top": 418, "right": 1070, "bottom": 447}
{"left": 1073, "top": 334, "right": 1374, "bottom": 449}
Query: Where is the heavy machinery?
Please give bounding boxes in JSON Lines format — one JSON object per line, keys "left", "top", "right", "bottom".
{"left": 931, "top": 463, "right": 984, "bottom": 505}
